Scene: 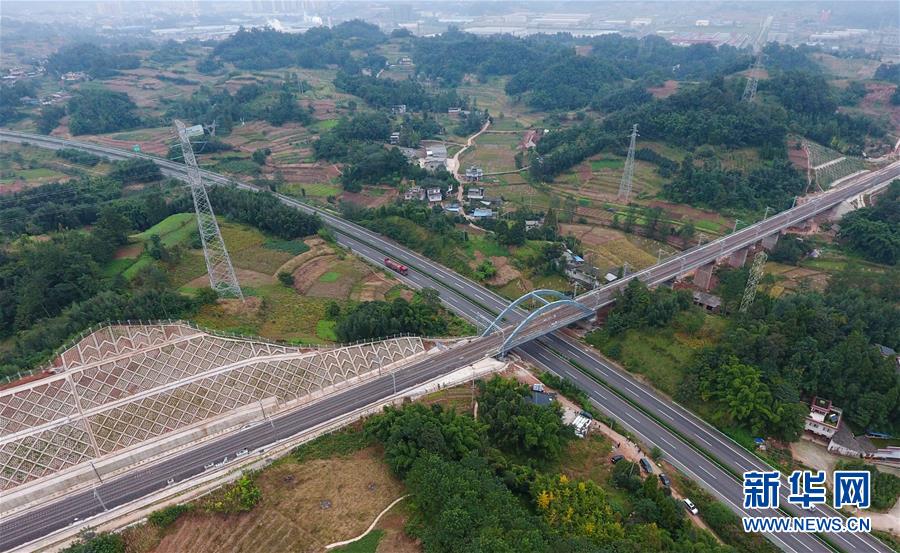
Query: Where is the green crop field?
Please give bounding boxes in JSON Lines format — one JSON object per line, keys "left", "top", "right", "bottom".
{"left": 131, "top": 212, "right": 195, "bottom": 243}
{"left": 318, "top": 271, "right": 341, "bottom": 283}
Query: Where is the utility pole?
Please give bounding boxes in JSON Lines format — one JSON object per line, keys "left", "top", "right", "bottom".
{"left": 174, "top": 120, "right": 243, "bottom": 300}
{"left": 740, "top": 251, "right": 768, "bottom": 313}
{"left": 617, "top": 124, "right": 638, "bottom": 202}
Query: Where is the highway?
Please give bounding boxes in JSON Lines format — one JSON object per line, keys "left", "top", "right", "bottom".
{"left": 2, "top": 131, "right": 897, "bottom": 552}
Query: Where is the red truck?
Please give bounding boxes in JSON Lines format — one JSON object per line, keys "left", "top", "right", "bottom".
{"left": 384, "top": 258, "right": 409, "bottom": 275}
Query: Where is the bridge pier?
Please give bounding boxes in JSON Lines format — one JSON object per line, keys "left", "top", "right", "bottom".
{"left": 727, "top": 248, "right": 748, "bottom": 268}
{"left": 693, "top": 262, "right": 716, "bottom": 291}
{"left": 760, "top": 233, "right": 780, "bottom": 251}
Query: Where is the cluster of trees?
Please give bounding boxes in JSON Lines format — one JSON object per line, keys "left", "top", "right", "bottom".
{"left": 395, "top": 113, "right": 443, "bottom": 148}
{"left": 602, "top": 280, "right": 693, "bottom": 337}
{"left": 663, "top": 155, "right": 805, "bottom": 211}
{"left": 338, "top": 144, "right": 412, "bottom": 191}
{"left": 0, "top": 234, "right": 203, "bottom": 378}
{"left": 838, "top": 180, "right": 900, "bottom": 265}
{"left": 56, "top": 148, "right": 101, "bottom": 166}
{"left": 67, "top": 87, "right": 142, "bottom": 135}
{"left": 205, "top": 186, "right": 321, "bottom": 239}
{"left": 211, "top": 21, "right": 386, "bottom": 71}
{"left": 61, "top": 532, "right": 126, "bottom": 553}
{"left": 334, "top": 72, "right": 462, "bottom": 112}
{"left": 0, "top": 80, "right": 37, "bottom": 125}
{"left": 529, "top": 120, "right": 618, "bottom": 181}
{"left": 313, "top": 111, "right": 392, "bottom": 160}
{"left": 164, "top": 81, "right": 312, "bottom": 136}
{"left": 454, "top": 108, "right": 489, "bottom": 136}
{"left": 314, "top": 111, "right": 453, "bottom": 191}
{"left": 0, "top": 174, "right": 175, "bottom": 237}
{"left": 608, "top": 78, "right": 786, "bottom": 149}
{"left": 765, "top": 70, "right": 885, "bottom": 154}
{"left": 874, "top": 63, "right": 900, "bottom": 83}
{"left": 37, "top": 104, "right": 66, "bottom": 134}
{"left": 412, "top": 30, "right": 747, "bottom": 100}
{"left": 148, "top": 40, "right": 190, "bottom": 65}
{"left": 331, "top": 291, "right": 448, "bottom": 342}
{"left": 47, "top": 42, "right": 140, "bottom": 79}
{"left": 678, "top": 268, "right": 900, "bottom": 438}
{"left": 478, "top": 377, "right": 572, "bottom": 465}
{"left": 412, "top": 29, "right": 559, "bottom": 85}
{"left": 768, "top": 234, "right": 814, "bottom": 265}
{"left": 109, "top": 158, "right": 162, "bottom": 184}
{"left": 507, "top": 54, "right": 624, "bottom": 110}
{"left": 365, "top": 376, "right": 737, "bottom": 552}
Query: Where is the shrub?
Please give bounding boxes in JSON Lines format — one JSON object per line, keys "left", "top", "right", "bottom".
{"left": 205, "top": 474, "right": 261, "bottom": 514}
{"left": 148, "top": 504, "right": 191, "bottom": 528}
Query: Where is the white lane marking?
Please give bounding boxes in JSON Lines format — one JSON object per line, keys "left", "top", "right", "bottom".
{"left": 698, "top": 465, "right": 718, "bottom": 480}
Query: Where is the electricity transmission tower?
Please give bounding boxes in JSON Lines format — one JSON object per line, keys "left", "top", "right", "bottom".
{"left": 741, "top": 52, "right": 763, "bottom": 103}
{"left": 617, "top": 124, "right": 638, "bottom": 202}
{"left": 739, "top": 250, "right": 767, "bottom": 313}
{"left": 173, "top": 119, "right": 244, "bottom": 300}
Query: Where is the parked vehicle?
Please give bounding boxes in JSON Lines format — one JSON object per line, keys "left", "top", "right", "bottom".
{"left": 236, "top": 448, "right": 250, "bottom": 458}
{"left": 384, "top": 258, "right": 409, "bottom": 275}
{"left": 611, "top": 454, "right": 625, "bottom": 464}
{"left": 639, "top": 457, "right": 653, "bottom": 474}
{"left": 683, "top": 498, "right": 699, "bottom": 515}
{"left": 658, "top": 474, "right": 671, "bottom": 488}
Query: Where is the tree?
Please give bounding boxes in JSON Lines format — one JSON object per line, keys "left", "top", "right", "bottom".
{"left": 109, "top": 158, "right": 162, "bottom": 184}
{"left": 146, "top": 234, "right": 169, "bottom": 261}
{"left": 405, "top": 454, "right": 549, "bottom": 552}
{"left": 277, "top": 271, "right": 294, "bottom": 286}
{"left": 36, "top": 105, "right": 66, "bottom": 134}
{"left": 478, "top": 376, "right": 572, "bottom": 465}
{"left": 364, "top": 403, "right": 485, "bottom": 477}
{"left": 93, "top": 205, "right": 131, "bottom": 247}
{"left": 251, "top": 148, "right": 271, "bottom": 165}
{"left": 60, "top": 531, "right": 125, "bottom": 553}
{"left": 838, "top": 180, "right": 900, "bottom": 265}
{"left": 532, "top": 474, "right": 625, "bottom": 544}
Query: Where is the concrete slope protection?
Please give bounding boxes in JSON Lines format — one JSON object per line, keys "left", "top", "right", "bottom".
{"left": 1, "top": 131, "right": 897, "bottom": 552}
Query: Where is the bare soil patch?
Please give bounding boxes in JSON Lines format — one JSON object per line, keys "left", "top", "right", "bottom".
{"left": 487, "top": 255, "right": 521, "bottom": 287}
{"left": 150, "top": 450, "right": 405, "bottom": 553}
{"left": 292, "top": 254, "right": 339, "bottom": 294}
{"left": 342, "top": 187, "right": 398, "bottom": 209}
{"left": 275, "top": 238, "right": 331, "bottom": 276}
{"left": 186, "top": 268, "right": 273, "bottom": 289}
{"left": 352, "top": 270, "right": 397, "bottom": 302}
{"left": 647, "top": 80, "right": 679, "bottom": 99}
{"left": 375, "top": 510, "right": 421, "bottom": 553}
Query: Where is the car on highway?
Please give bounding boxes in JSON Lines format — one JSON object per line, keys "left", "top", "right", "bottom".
{"left": 236, "top": 448, "right": 250, "bottom": 458}
{"left": 639, "top": 457, "right": 653, "bottom": 474}
{"left": 610, "top": 454, "right": 624, "bottom": 464}
{"left": 683, "top": 498, "right": 699, "bottom": 515}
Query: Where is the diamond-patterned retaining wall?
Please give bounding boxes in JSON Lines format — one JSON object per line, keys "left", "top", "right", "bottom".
{"left": 0, "top": 323, "right": 423, "bottom": 491}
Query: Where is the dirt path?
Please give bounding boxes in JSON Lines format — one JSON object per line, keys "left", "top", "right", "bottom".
{"left": 449, "top": 120, "right": 492, "bottom": 217}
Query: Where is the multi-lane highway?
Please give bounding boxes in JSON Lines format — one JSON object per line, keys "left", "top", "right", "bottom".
{"left": 2, "top": 130, "right": 897, "bottom": 552}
